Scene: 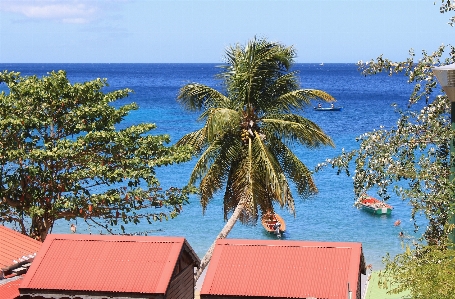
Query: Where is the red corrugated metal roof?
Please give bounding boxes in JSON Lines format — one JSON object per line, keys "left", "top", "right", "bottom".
{"left": 0, "top": 226, "right": 42, "bottom": 269}
{"left": 201, "top": 239, "right": 363, "bottom": 299}
{"left": 0, "top": 276, "right": 23, "bottom": 299}
{"left": 19, "top": 234, "right": 199, "bottom": 296}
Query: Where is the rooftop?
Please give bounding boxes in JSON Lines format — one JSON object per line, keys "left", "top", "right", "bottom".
{"left": 0, "top": 226, "right": 41, "bottom": 269}
{"left": 201, "top": 239, "right": 365, "bottom": 299}
{"left": 20, "top": 234, "right": 200, "bottom": 296}
{"left": 0, "top": 276, "right": 23, "bottom": 299}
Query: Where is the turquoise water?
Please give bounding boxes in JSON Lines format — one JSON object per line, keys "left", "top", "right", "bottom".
{"left": 0, "top": 63, "right": 428, "bottom": 270}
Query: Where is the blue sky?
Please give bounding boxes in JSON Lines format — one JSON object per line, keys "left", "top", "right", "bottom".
{"left": 0, "top": 0, "right": 453, "bottom": 63}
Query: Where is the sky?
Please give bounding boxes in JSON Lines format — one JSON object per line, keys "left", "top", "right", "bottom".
{"left": 0, "top": 0, "right": 453, "bottom": 63}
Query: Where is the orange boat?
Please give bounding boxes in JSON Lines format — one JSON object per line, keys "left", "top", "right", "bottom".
{"left": 261, "top": 212, "right": 286, "bottom": 237}
{"left": 359, "top": 195, "right": 393, "bottom": 215}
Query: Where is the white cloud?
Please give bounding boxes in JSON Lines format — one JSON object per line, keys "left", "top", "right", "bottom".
{"left": 0, "top": 0, "right": 99, "bottom": 23}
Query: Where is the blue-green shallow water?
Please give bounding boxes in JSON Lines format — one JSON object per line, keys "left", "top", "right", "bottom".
{"left": 0, "top": 63, "right": 429, "bottom": 270}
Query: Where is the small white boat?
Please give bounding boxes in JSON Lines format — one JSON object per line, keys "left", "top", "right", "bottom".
{"left": 314, "top": 106, "right": 342, "bottom": 111}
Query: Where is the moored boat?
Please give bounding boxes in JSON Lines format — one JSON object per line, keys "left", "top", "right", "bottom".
{"left": 314, "top": 106, "right": 342, "bottom": 111}
{"left": 358, "top": 195, "right": 393, "bottom": 215}
{"left": 261, "top": 212, "right": 286, "bottom": 237}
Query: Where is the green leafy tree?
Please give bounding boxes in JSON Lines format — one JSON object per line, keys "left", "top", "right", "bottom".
{"left": 0, "top": 70, "right": 193, "bottom": 241}
{"left": 312, "top": 47, "right": 455, "bottom": 297}
{"left": 379, "top": 245, "right": 455, "bottom": 299}
{"left": 438, "top": 0, "right": 455, "bottom": 26}
{"left": 177, "top": 37, "right": 335, "bottom": 280}
{"left": 320, "top": 45, "right": 455, "bottom": 245}
{"left": 316, "top": 27, "right": 455, "bottom": 299}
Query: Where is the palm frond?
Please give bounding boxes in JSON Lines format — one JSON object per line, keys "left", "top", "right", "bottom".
{"left": 302, "top": 89, "right": 336, "bottom": 102}
{"left": 300, "top": 89, "right": 336, "bottom": 102}
{"left": 220, "top": 38, "right": 297, "bottom": 109}
{"left": 176, "top": 127, "right": 207, "bottom": 154}
{"left": 198, "top": 158, "right": 226, "bottom": 211}
{"left": 188, "top": 136, "right": 223, "bottom": 186}
{"left": 247, "top": 72, "right": 299, "bottom": 114}
{"left": 269, "top": 137, "right": 318, "bottom": 198}
{"left": 275, "top": 89, "right": 335, "bottom": 112}
{"left": 193, "top": 135, "right": 243, "bottom": 211}
{"left": 251, "top": 131, "right": 294, "bottom": 211}
{"left": 223, "top": 155, "right": 256, "bottom": 224}
{"left": 262, "top": 114, "right": 334, "bottom": 148}
{"left": 222, "top": 168, "right": 238, "bottom": 219}
{"left": 177, "top": 83, "right": 230, "bottom": 111}
{"left": 204, "top": 108, "right": 241, "bottom": 142}
{"left": 267, "top": 72, "right": 300, "bottom": 92}
{"left": 244, "top": 137, "right": 255, "bottom": 217}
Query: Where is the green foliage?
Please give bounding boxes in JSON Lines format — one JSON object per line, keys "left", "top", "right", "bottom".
{"left": 0, "top": 70, "right": 193, "bottom": 241}
{"left": 437, "top": 0, "right": 455, "bottom": 26}
{"left": 177, "top": 37, "right": 335, "bottom": 223}
{"left": 317, "top": 44, "right": 455, "bottom": 245}
{"left": 379, "top": 245, "right": 455, "bottom": 299}
{"left": 314, "top": 20, "right": 455, "bottom": 299}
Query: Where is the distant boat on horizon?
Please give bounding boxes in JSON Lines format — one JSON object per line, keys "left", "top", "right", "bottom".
{"left": 314, "top": 106, "right": 342, "bottom": 111}
{"left": 320, "top": 62, "right": 324, "bottom": 66}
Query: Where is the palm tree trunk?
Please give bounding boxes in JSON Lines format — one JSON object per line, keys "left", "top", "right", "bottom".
{"left": 195, "top": 201, "right": 245, "bottom": 282}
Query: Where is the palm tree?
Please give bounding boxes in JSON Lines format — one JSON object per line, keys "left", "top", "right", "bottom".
{"left": 177, "top": 38, "right": 335, "bottom": 280}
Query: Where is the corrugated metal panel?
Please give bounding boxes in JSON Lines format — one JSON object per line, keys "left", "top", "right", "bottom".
{"left": 0, "top": 226, "right": 42, "bottom": 268}
{"left": 19, "top": 234, "right": 195, "bottom": 295}
{"left": 0, "top": 276, "right": 23, "bottom": 299}
{"left": 201, "top": 239, "right": 363, "bottom": 299}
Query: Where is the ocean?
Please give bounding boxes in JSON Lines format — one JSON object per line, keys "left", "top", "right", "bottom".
{"left": 0, "top": 63, "right": 427, "bottom": 270}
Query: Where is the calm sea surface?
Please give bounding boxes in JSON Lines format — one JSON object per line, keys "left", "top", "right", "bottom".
{"left": 0, "top": 63, "right": 428, "bottom": 269}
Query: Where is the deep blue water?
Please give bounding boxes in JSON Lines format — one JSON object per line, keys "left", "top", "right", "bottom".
{"left": 0, "top": 63, "right": 427, "bottom": 270}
